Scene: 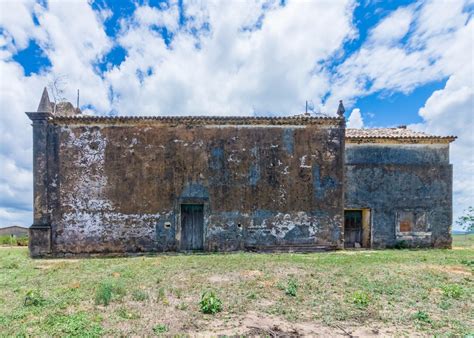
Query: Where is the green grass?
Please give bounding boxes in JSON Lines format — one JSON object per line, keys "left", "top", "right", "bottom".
{"left": 152, "top": 323, "right": 168, "bottom": 334}
{"left": 453, "top": 233, "right": 474, "bottom": 248}
{"left": 351, "top": 290, "right": 370, "bottom": 308}
{"left": 0, "top": 235, "right": 472, "bottom": 335}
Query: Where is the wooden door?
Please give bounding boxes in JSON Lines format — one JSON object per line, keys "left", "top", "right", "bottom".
{"left": 181, "top": 204, "right": 204, "bottom": 250}
{"left": 344, "top": 210, "right": 363, "bottom": 248}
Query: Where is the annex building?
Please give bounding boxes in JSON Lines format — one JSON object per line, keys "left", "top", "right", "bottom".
{"left": 27, "top": 88, "right": 456, "bottom": 257}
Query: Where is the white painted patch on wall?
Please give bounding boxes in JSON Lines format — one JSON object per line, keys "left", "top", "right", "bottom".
{"left": 267, "top": 212, "right": 319, "bottom": 238}
{"left": 129, "top": 137, "right": 138, "bottom": 147}
{"left": 61, "top": 127, "right": 111, "bottom": 212}
{"left": 58, "top": 127, "right": 161, "bottom": 243}
{"left": 300, "top": 155, "right": 311, "bottom": 168}
{"left": 227, "top": 154, "right": 241, "bottom": 163}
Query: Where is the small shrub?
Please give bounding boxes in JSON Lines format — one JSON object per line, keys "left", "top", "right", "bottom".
{"left": 132, "top": 289, "right": 149, "bottom": 302}
{"left": 24, "top": 289, "right": 45, "bottom": 306}
{"left": 441, "top": 284, "right": 463, "bottom": 299}
{"left": 460, "top": 259, "right": 474, "bottom": 267}
{"left": 0, "top": 235, "right": 28, "bottom": 246}
{"left": 95, "top": 281, "right": 127, "bottom": 306}
{"left": 16, "top": 237, "right": 28, "bottom": 246}
{"left": 0, "top": 235, "right": 15, "bottom": 245}
{"left": 413, "top": 310, "right": 431, "bottom": 323}
{"left": 199, "top": 291, "right": 222, "bottom": 314}
{"left": 153, "top": 324, "right": 168, "bottom": 334}
{"left": 285, "top": 279, "right": 298, "bottom": 297}
{"left": 95, "top": 283, "right": 113, "bottom": 306}
{"left": 352, "top": 291, "right": 370, "bottom": 308}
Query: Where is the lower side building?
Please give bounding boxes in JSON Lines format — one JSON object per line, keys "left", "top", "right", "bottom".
{"left": 344, "top": 129, "right": 454, "bottom": 249}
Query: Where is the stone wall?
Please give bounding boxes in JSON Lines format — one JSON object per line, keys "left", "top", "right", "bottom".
{"left": 40, "top": 117, "right": 344, "bottom": 255}
{"left": 345, "top": 143, "right": 452, "bottom": 248}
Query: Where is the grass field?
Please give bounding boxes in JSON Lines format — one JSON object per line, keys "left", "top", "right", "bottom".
{"left": 0, "top": 235, "right": 473, "bottom": 336}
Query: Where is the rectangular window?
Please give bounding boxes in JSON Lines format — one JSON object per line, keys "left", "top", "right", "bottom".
{"left": 398, "top": 211, "right": 414, "bottom": 232}
{"left": 397, "top": 210, "right": 428, "bottom": 233}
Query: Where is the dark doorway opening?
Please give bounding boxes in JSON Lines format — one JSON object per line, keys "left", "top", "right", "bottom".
{"left": 345, "top": 209, "right": 372, "bottom": 248}
{"left": 181, "top": 204, "right": 204, "bottom": 250}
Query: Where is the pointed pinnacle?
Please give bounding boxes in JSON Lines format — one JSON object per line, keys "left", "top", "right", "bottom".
{"left": 37, "top": 87, "right": 52, "bottom": 112}
{"left": 337, "top": 100, "right": 345, "bottom": 117}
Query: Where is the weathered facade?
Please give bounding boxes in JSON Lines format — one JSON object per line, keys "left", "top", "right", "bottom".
{"left": 26, "top": 89, "right": 456, "bottom": 257}
{"left": 345, "top": 129, "right": 455, "bottom": 249}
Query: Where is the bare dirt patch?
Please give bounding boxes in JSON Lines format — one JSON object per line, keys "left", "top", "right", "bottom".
{"left": 208, "top": 269, "right": 264, "bottom": 283}
{"left": 196, "top": 311, "right": 419, "bottom": 337}
{"left": 208, "top": 274, "right": 234, "bottom": 283}
{"left": 240, "top": 269, "right": 264, "bottom": 278}
{"left": 425, "top": 264, "right": 472, "bottom": 276}
{"left": 34, "top": 259, "right": 80, "bottom": 270}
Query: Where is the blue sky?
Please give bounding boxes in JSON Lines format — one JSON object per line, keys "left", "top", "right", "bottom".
{"left": 0, "top": 0, "right": 472, "bottom": 229}
{"left": 8, "top": 0, "right": 453, "bottom": 125}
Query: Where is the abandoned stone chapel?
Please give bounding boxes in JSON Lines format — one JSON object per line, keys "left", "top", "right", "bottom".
{"left": 27, "top": 88, "right": 456, "bottom": 257}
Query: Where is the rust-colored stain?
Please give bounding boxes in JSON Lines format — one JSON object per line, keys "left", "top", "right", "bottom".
{"left": 399, "top": 220, "right": 412, "bottom": 232}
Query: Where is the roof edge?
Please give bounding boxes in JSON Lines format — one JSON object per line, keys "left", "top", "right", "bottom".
{"left": 346, "top": 136, "right": 457, "bottom": 144}
{"left": 50, "top": 115, "right": 344, "bottom": 125}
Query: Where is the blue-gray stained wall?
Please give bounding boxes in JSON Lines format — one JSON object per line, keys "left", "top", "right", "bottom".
{"left": 345, "top": 143, "right": 452, "bottom": 248}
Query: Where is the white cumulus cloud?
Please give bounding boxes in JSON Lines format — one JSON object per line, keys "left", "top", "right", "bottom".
{"left": 347, "top": 108, "right": 364, "bottom": 128}
{"left": 369, "top": 7, "right": 413, "bottom": 45}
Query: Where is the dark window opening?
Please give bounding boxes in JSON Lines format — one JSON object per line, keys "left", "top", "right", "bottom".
{"left": 344, "top": 209, "right": 371, "bottom": 248}
{"left": 344, "top": 210, "right": 362, "bottom": 248}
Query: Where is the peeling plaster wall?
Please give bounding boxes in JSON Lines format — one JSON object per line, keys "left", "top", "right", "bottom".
{"left": 345, "top": 143, "right": 452, "bottom": 248}
{"left": 47, "top": 121, "right": 344, "bottom": 255}
{"left": 53, "top": 126, "right": 161, "bottom": 253}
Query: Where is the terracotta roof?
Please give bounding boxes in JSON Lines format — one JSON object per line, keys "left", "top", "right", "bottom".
{"left": 40, "top": 113, "right": 456, "bottom": 142}
{"left": 346, "top": 127, "right": 456, "bottom": 142}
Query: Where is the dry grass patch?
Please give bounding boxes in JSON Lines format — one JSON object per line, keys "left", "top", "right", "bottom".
{"left": 0, "top": 235, "right": 472, "bottom": 336}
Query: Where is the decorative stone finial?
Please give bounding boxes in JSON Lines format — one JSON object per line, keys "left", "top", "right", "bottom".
{"left": 37, "top": 87, "right": 52, "bottom": 113}
{"left": 336, "top": 100, "right": 345, "bottom": 117}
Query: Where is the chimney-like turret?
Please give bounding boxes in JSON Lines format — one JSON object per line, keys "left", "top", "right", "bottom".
{"left": 37, "top": 87, "right": 53, "bottom": 113}
{"left": 25, "top": 87, "right": 53, "bottom": 257}
{"left": 337, "top": 100, "right": 345, "bottom": 118}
